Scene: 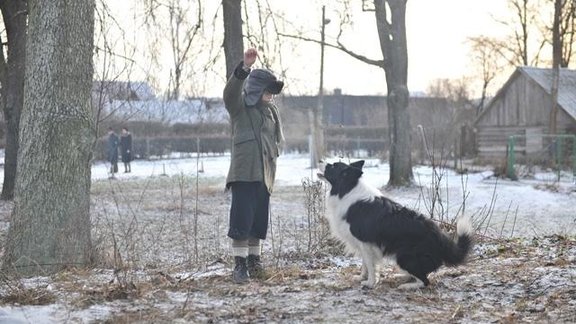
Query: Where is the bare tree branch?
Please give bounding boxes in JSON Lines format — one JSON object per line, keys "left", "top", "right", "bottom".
{"left": 277, "top": 32, "right": 384, "bottom": 67}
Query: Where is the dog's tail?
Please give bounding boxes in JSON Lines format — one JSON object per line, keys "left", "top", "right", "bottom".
{"left": 442, "top": 216, "right": 474, "bottom": 267}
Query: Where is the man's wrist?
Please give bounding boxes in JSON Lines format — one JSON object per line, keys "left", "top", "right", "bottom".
{"left": 234, "top": 61, "right": 251, "bottom": 79}
{"left": 242, "top": 63, "right": 251, "bottom": 72}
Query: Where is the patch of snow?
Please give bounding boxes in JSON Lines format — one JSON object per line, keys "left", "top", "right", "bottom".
{"left": 0, "top": 305, "right": 65, "bottom": 324}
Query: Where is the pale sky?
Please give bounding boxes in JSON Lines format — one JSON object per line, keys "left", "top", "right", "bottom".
{"left": 300, "top": 0, "right": 511, "bottom": 97}
{"left": 103, "top": 1, "right": 520, "bottom": 99}
{"left": 405, "top": 0, "right": 510, "bottom": 94}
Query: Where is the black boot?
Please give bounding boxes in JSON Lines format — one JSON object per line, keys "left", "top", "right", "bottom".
{"left": 247, "top": 255, "right": 265, "bottom": 279}
{"left": 232, "top": 256, "right": 249, "bottom": 284}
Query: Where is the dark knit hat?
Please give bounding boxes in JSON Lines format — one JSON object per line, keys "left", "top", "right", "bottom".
{"left": 243, "top": 69, "right": 284, "bottom": 106}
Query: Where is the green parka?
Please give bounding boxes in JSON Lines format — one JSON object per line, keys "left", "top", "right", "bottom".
{"left": 223, "top": 63, "right": 284, "bottom": 194}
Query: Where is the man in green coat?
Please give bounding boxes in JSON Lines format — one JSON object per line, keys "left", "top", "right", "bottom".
{"left": 223, "top": 48, "right": 284, "bottom": 284}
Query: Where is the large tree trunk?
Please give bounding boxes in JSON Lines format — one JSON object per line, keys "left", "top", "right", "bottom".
{"left": 374, "top": 0, "right": 413, "bottom": 186}
{"left": 2, "top": 0, "right": 95, "bottom": 275}
{"left": 0, "top": 1, "right": 27, "bottom": 200}
{"left": 549, "top": 0, "right": 561, "bottom": 135}
{"left": 222, "top": 0, "right": 244, "bottom": 78}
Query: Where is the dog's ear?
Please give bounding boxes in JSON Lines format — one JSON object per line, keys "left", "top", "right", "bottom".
{"left": 345, "top": 165, "right": 363, "bottom": 179}
{"left": 350, "top": 160, "right": 365, "bottom": 170}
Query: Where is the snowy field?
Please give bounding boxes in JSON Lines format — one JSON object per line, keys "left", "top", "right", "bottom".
{"left": 90, "top": 152, "right": 576, "bottom": 237}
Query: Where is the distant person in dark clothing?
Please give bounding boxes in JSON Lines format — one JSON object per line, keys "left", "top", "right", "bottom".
{"left": 107, "top": 127, "right": 119, "bottom": 176}
{"left": 120, "top": 127, "right": 133, "bottom": 173}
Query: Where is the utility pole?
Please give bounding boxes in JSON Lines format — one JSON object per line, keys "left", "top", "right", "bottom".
{"left": 310, "top": 5, "right": 330, "bottom": 168}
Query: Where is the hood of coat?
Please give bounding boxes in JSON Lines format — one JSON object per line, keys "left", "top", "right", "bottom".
{"left": 243, "top": 69, "right": 284, "bottom": 107}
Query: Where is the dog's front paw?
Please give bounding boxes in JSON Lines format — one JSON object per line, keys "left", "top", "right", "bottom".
{"left": 361, "top": 279, "right": 376, "bottom": 289}
{"left": 391, "top": 273, "right": 413, "bottom": 283}
{"left": 360, "top": 267, "right": 368, "bottom": 280}
{"left": 355, "top": 270, "right": 368, "bottom": 282}
{"left": 354, "top": 274, "right": 368, "bottom": 282}
{"left": 397, "top": 281, "right": 424, "bottom": 290}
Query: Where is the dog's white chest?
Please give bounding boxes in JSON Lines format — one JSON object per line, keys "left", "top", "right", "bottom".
{"left": 324, "top": 182, "right": 383, "bottom": 248}
{"left": 325, "top": 195, "right": 359, "bottom": 246}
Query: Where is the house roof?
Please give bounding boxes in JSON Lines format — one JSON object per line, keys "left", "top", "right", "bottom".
{"left": 105, "top": 98, "right": 228, "bottom": 125}
{"left": 520, "top": 66, "right": 576, "bottom": 120}
{"left": 93, "top": 81, "right": 156, "bottom": 101}
{"left": 475, "top": 66, "right": 576, "bottom": 125}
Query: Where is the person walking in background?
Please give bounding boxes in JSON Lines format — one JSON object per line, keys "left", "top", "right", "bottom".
{"left": 120, "top": 127, "right": 133, "bottom": 173}
{"left": 107, "top": 127, "right": 119, "bottom": 177}
{"left": 223, "top": 47, "right": 285, "bottom": 284}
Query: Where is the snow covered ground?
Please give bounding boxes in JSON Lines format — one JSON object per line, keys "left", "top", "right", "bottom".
{"left": 91, "top": 152, "right": 576, "bottom": 237}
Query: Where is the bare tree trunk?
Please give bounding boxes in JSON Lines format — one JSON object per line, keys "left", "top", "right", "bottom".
{"left": 375, "top": 0, "right": 413, "bottom": 186}
{"left": 549, "top": 0, "right": 561, "bottom": 135}
{"left": 2, "top": 0, "right": 95, "bottom": 276}
{"left": 518, "top": 0, "right": 529, "bottom": 66}
{"left": 275, "top": 1, "right": 411, "bottom": 185}
{"left": 223, "top": 0, "right": 244, "bottom": 78}
{"left": 222, "top": 0, "right": 244, "bottom": 156}
{"left": 0, "top": 1, "right": 27, "bottom": 200}
{"left": 559, "top": 0, "right": 576, "bottom": 67}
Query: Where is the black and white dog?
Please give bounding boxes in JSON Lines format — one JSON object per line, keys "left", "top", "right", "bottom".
{"left": 317, "top": 160, "right": 473, "bottom": 289}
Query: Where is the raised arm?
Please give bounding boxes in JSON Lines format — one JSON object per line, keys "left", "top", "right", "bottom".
{"left": 223, "top": 48, "right": 258, "bottom": 115}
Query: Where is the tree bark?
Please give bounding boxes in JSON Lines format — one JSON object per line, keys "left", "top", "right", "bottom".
{"left": 2, "top": 0, "right": 95, "bottom": 275}
{"left": 549, "top": 0, "right": 561, "bottom": 135}
{"left": 0, "top": 1, "right": 27, "bottom": 200}
{"left": 222, "top": 0, "right": 244, "bottom": 78}
{"left": 374, "top": 0, "right": 413, "bottom": 186}
{"left": 559, "top": 0, "right": 575, "bottom": 67}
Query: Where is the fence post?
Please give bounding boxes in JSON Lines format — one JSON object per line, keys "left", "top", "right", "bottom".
{"left": 572, "top": 135, "right": 576, "bottom": 178}
{"left": 507, "top": 136, "right": 516, "bottom": 180}
{"left": 146, "top": 137, "right": 150, "bottom": 160}
{"left": 557, "top": 137, "right": 564, "bottom": 166}
{"left": 308, "top": 135, "right": 315, "bottom": 169}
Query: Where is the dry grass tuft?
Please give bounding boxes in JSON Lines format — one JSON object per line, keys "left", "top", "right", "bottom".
{"left": 0, "top": 287, "right": 56, "bottom": 305}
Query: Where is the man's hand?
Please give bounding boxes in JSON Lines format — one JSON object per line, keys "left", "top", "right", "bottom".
{"left": 244, "top": 48, "right": 258, "bottom": 68}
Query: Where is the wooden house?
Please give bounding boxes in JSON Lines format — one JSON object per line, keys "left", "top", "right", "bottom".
{"left": 474, "top": 66, "right": 576, "bottom": 161}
